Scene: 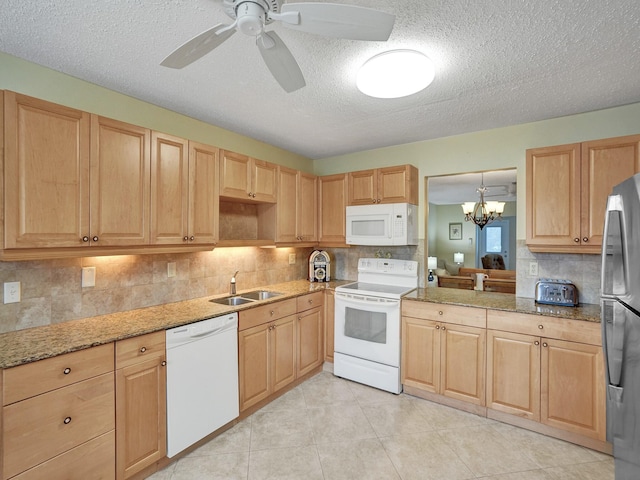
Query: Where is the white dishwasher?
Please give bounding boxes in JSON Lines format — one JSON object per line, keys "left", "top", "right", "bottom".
{"left": 166, "top": 312, "right": 239, "bottom": 458}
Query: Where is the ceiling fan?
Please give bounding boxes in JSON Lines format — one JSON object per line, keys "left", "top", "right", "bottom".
{"left": 160, "top": 0, "right": 396, "bottom": 93}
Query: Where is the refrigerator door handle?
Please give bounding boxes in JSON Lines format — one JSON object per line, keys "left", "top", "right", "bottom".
{"left": 603, "top": 300, "right": 626, "bottom": 388}
{"left": 601, "top": 194, "right": 628, "bottom": 298}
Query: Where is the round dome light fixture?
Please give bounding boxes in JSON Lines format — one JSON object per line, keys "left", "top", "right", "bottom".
{"left": 356, "top": 49, "right": 435, "bottom": 99}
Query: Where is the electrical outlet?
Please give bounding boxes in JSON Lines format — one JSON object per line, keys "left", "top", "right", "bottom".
{"left": 167, "top": 262, "right": 176, "bottom": 278}
{"left": 529, "top": 261, "right": 539, "bottom": 277}
{"left": 288, "top": 253, "right": 296, "bottom": 265}
{"left": 81, "top": 267, "right": 96, "bottom": 287}
{"left": 4, "top": 281, "right": 21, "bottom": 304}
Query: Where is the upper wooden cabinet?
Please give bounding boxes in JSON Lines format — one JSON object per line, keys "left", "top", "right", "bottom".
{"left": 318, "top": 173, "right": 348, "bottom": 245}
{"left": 348, "top": 164, "right": 418, "bottom": 205}
{"left": 91, "top": 116, "right": 151, "bottom": 247}
{"left": 275, "top": 166, "right": 317, "bottom": 243}
{"left": 3, "top": 91, "right": 91, "bottom": 249}
{"left": 526, "top": 135, "right": 640, "bottom": 253}
{"left": 151, "top": 134, "right": 218, "bottom": 245}
{"left": 219, "top": 150, "right": 277, "bottom": 203}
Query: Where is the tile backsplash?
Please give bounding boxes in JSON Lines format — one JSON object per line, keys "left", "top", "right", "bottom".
{"left": 0, "top": 247, "right": 313, "bottom": 333}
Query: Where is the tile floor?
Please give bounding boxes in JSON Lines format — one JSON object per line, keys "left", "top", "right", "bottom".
{"left": 149, "top": 371, "right": 614, "bottom": 480}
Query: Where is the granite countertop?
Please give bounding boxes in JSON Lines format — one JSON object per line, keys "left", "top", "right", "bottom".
{"left": 404, "top": 288, "right": 601, "bottom": 323}
{"left": 0, "top": 280, "right": 352, "bottom": 369}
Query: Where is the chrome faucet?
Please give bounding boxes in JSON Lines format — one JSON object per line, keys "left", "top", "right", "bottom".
{"left": 230, "top": 271, "right": 239, "bottom": 295}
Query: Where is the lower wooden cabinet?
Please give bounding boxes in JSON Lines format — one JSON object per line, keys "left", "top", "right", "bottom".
{"left": 486, "top": 310, "right": 606, "bottom": 442}
{"left": 296, "top": 292, "right": 324, "bottom": 377}
{"left": 115, "top": 331, "right": 167, "bottom": 480}
{"left": 1, "top": 344, "right": 115, "bottom": 480}
{"left": 402, "top": 310, "right": 486, "bottom": 407}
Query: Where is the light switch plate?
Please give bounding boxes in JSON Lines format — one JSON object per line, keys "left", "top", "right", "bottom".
{"left": 289, "top": 253, "right": 296, "bottom": 265}
{"left": 82, "top": 267, "right": 96, "bottom": 287}
{"left": 167, "top": 262, "right": 177, "bottom": 278}
{"left": 4, "top": 282, "right": 21, "bottom": 304}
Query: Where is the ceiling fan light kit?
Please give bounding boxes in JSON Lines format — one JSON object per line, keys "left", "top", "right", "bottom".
{"left": 356, "top": 49, "right": 435, "bottom": 98}
{"left": 161, "top": 0, "right": 396, "bottom": 93}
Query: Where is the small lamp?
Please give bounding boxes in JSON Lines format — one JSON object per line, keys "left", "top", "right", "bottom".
{"left": 427, "top": 256, "right": 438, "bottom": 285}
{"left": 454, "top": 252, "right": 464, "bottom": 265}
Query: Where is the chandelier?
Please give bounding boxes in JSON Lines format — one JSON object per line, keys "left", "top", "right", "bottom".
{"left": 461, "top": 174, "right": 505, "bottom": 230}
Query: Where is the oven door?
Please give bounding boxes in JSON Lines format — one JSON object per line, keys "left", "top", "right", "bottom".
{"left": 334, "top": 291, "right": 401, "bottom": 367}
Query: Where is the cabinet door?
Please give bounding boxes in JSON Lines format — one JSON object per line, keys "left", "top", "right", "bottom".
{"left": 486, "top": 330, "right": 540, "bottom": 420}
{"left": 541, "top": 338, "right": 606, "bottom": 440}
{"left": 440, "top": 324, "right": 485, "bottom": 406}
{"left": 276, "top": 166, "right": 298, "bottom": 242}
{"left": 324, "top": 290, "right": 335, "bottom": 362}
{"left": 220, "top": 150, "right": 251, "bottom": 199}
{"left": 297, "top": 306, "right": 323, "bottom": 377}
{"left": 401, "top": 317, "right": 440, "bottom": 394}
{"left": 348, "top": 169, "right": 376, "bottom": 205}
{"left": 252, "top": 159, "right": 278, "bottom": 203}
{"left": 90, "top": 116, "right": 150, "bottom": 246}
{"left": 526, "top": 143, "right": 581, "bottom": 249}
{"left": 116, "top": 356, "right": 167, "bottom": 480}
{"left": 189, "top": 142, "right": 219, "bottom": 244}
{"left": 239, "top": 324, "right": 270, "bottom": 411}
{"left": 377, "top": 165, "right": 418, "bottom": 204}
{"left": 271, "top": 315, "right": 296, "bottom": 393}
{"left": 298, "top": 172, "right": 318, "bottom": 241}
{"left": 581, "top": 135, "right": 640, "bottom": 248}
{"left": 150, "top": 132, "right": 188, "bottom": 245}
{"left": 318, "top": 174, "right": 348, "bottom": 244}
{"left": 4, "top": 91, "right": 90, "bottom": 249}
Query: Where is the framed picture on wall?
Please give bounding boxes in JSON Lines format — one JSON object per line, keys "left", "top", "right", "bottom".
{"left": 449, "top": 222, "right": 462, "bottom": 240}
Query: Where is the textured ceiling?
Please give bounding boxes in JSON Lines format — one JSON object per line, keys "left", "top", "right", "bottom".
{"left": 1, "top": 0, "right": 639, "bottom": 159}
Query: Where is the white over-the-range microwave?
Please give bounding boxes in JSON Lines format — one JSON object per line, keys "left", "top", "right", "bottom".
{"left": 346, "top": 202, "right": 418, "bottom": 246}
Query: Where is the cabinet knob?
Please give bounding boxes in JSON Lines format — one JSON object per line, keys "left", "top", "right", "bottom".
{"left": 63, "top": 417, "right": 72, "bottom": 425}
{"left": 441, "top": 326, "right": 446, "bottom": 331}
{"left": 574, "top": 237, "right": 580, "bottom": 243}
{"left": 140, "top": 346, "right": 147, "bottom": 353}
{"left": 308, "top": 299, "right": 313, "bottom": 304}
{"left": 82, "top": 236, "right": 89, "bottom": 242}
{"left": 583, "top": 237, "right": 589, "bottom": 243}
{"left": 538, "top": 325, "right": 544, "bottom": 329}
{"left": 543, "top": 342, "right": 548, "bottom": 347}
{"left": 190, "top": 236, "right": 195, "bottom": 241}
{"left": 534, "top": 340, "right": 540, "bottom": 346}
{"left": 248, "top": 192, "right": 253, "bottom": 197}
{"left": 377, "top": 199, "right": 381, "bottom": 203}
{"left": 270, "top": 310, "right": 275, "bottom": 316}
{"left": 372, "top": 199, "right": 376, "bottom": 204}
{"left": 252, "top": 193, "right": 257, "bottom": 198}
{"left": 161, "top": 360, "right": 167, "bottom": 367}
{"left": 438, "top": 311, "right": 443, "bottom": 316}
{"left": 436, "top": 325, "right": 440, "bottom": 329}
{"left": 183, "top": 236, "right": 189, "bottom": 241}
{"left": 63, "top": 367, "right": 71, "bottom": 375}
{"left": 92, "top": 236, "right": 99, "bottom": 242}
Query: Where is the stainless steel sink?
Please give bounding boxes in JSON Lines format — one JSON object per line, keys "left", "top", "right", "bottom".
{"left": 240, "top": 290, "right": 283, "bottom": 301}
{"left": 210, "top": 296, "right": 256, "bottom": 306}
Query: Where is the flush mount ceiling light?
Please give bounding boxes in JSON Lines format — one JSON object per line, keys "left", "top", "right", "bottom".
{"left": 356, "top": 49, "right": 435, "bottom": 98}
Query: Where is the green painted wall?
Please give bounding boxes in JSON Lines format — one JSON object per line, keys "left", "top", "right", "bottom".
{"left": 314, "top": 102, "right": 640, "bottom": 239}
{"left": 0, "top": 52, "right": 313, "bottom": 172}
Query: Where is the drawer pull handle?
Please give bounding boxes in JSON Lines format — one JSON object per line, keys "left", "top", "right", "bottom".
{"left": 140, "top": 347, "right": 147, "bottom": 353}
{"left": 63, "top": 417, "right": 72, "bottom": 425}
{"left": 63, "top": 367, "right": 71, "bottom": 375}
{"left": 161, "top": 361, "right": 167, "bottom": 367}
{"left": 534, "top": 341, "right": 540, "bottom": 346}
{"left": 538, "top": 325, "right": 544, "bottom": 329}
{"left": 438, "top": 311, "right": 443, "bottom": 316}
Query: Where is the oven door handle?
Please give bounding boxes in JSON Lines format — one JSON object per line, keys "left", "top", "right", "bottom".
{"left": 335, "top": 292, "right": 400, "bottom": 307}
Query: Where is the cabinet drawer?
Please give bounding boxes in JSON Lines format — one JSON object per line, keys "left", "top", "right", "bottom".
{"left": 297, "top": 292, "right": 324, "bottom": 312}
{"left": 402, "top": 301, "right": 486, "bottom": 328}
{"left": 11, "top": 430, "right": 115, "bottom": 480}
{"left": 3, "top": 372, "right": 115, "bottom": 479}
{"left": 239, "top": 298, "right": 297, "bottom": 331}
{"left": 487, "top": 310, "right": 601, "bottom": 345}
{"left": 116, "top": 330, "right": 165, "bottom": 369}
{"left": 2, "top": 343, "right": 114, "bottom": 405}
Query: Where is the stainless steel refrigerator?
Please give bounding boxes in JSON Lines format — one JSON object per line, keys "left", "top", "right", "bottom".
{"left": 601, "top": 172, "right": 640, "bottom": 479}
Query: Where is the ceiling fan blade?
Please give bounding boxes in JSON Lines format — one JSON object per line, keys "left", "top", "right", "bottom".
{"left": 257, "top": 32, "right": 306, "bottom": 93}
{"left": 280, "top": 2, "right": 395, "bottom": 41}
{"left": 161, "top": 24, "right": 236, "bottom": 69}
